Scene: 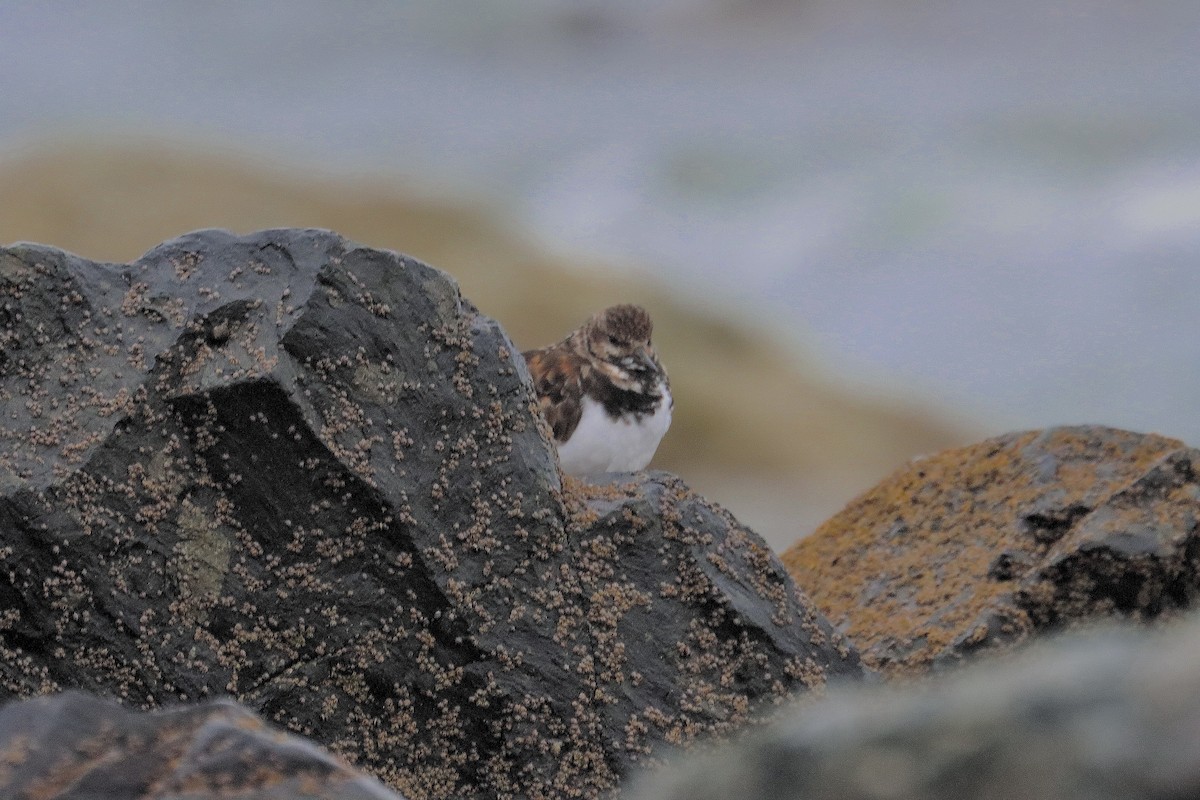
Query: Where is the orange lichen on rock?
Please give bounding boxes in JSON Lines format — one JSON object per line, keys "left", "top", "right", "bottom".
{"left": 783, "top": 426, "right": 1200, "bottom": 674}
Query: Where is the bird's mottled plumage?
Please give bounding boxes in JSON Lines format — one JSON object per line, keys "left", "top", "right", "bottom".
{"left": 524, "top": 304, "right": 672, "bottom": 474}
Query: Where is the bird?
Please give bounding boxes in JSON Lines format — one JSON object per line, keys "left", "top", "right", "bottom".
{"left": 523, "top": 304, "right": 672, "bottom": 475}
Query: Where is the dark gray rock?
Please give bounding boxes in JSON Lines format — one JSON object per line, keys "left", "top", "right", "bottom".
{"left": 630, "top": 612, "right": 1200, "bottom": 800}
{"left": 0, "top": 691, "right": 403, "bottom": 799}
{"left": 0, "top": 229, "right": 861, "bottom": 798}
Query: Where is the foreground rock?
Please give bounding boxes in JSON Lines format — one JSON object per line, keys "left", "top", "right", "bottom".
{"left": 0, "top": 229, "right": 861, "bottom": 798}
{"left": 0, "top": 692, "right": 402, "bottom": 799}
{"left": 784, "top": 426, "right": 1200, "bottom": 674}
{"left": 631, "top": 611, "right": 1200, "bottom": 800}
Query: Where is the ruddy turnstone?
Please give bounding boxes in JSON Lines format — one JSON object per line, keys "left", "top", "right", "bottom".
{"left": 524, "top": 304, "right": 672, "bottom": 475}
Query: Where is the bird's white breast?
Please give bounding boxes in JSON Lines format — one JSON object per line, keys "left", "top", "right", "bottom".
{"left": 555, "top": 389, "right": 672, "bottom": 475}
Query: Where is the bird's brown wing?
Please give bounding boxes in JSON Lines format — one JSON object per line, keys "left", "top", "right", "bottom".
{"left": 523, "top": 345, "right": 586, "bottom": 443}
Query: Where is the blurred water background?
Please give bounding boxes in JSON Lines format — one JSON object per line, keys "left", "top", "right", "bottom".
{"left": 2, "top": 0, "right": 1199, "bottom": 546}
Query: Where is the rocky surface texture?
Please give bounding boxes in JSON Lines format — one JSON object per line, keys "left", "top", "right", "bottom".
{"left": 0, "top": 229, "right": 861, "bottom": 798}
{"left": 783, "top": 425, "right": 1200, "bottom": 674}
{"left": 0, "top": 691, "right": 403, "bottom": 799}
{"left": 630, "top": 611, "right": 1200, "bottom": 800}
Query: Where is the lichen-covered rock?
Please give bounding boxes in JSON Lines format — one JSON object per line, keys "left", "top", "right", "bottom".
{"left": 0, "top": 691, "right": 403, "bottom": 799}
{"left": 783, "top": 425, "right": 1200, "bottom": 674}
{"left": 0, "top": 229, "right": 861, "bottom": 798}
{"left": 630, "top": 611, "right": 1200, "bottom": 800}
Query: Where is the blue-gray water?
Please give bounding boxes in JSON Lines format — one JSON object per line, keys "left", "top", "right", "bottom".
{"left": 3, "top": 0, "right": 1200, "bottom": 441}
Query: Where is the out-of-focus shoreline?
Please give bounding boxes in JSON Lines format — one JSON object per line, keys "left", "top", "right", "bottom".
{"left": 0, "top": 139, "right": 977, "bottom": 549}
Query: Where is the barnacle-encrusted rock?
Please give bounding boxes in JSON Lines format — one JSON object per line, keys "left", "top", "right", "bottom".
{"left": 0, "top": 691, "right": 403, "bottom": 799}
{"left": 783, "top": 425, "right": 1200, "bottom": 674}
{"left": 630, "top": 611, "right": 1200, "bottom": 800}
{"left": 0, "top": 229, "right": 861, "bottom": 798}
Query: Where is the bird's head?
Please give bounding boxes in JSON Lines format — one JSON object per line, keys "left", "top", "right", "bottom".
{"left": 584, "top": 304, "right": 659, "bottom": 376}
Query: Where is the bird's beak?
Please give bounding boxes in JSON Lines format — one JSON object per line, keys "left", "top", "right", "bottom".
{"left": 636, "top": 346, "right": 655, "bottom": 372}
